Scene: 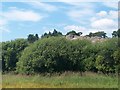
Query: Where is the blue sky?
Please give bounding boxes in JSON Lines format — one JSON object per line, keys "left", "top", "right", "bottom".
{"left": 0, "top": 1, "right": 118, "bottom": 41}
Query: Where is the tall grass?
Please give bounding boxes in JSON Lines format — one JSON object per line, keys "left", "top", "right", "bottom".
{"left": 2, "top": 72, "right": 118, "bottom": 88}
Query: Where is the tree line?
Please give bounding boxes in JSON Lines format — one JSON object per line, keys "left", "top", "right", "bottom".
{"left": 27, "top": 29, "right": 119, "bottom": 43}
{"left": 1, "top": 29, "right": 120, "bottom": 75}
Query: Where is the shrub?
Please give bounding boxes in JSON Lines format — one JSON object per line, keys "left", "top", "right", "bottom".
{"left": 16, "top": 37, "right": 90, "bottom": 74}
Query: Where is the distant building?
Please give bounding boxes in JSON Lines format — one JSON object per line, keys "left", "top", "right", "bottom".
{"left": 65, "top": 35, "right": 107, "bottom": 43}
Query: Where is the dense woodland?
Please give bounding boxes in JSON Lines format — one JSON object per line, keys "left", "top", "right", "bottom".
{"left": 1, "top": 29, "right": 120, "bottom": 75}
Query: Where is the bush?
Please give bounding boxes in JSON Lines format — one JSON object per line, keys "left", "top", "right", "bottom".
{"left": 95, "top": 38, "right": 118, "bottom": 74}
{"left": 2, "top": 39, "right": 28, "bottom": 71}
{"left": 16, "top": 37, "right": 91, "bottom": 74}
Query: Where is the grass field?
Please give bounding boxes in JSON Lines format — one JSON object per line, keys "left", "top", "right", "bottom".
{"left": 2, "top": 72, "right": 118, "bottom": 88}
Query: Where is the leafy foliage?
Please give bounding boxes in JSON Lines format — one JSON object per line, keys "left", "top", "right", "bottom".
{"left": 16, "top": 37, "right": 91, "bottom": 74}
{"left": 41, "top": 29, "right": 62, "bottom": 38}
{"left": 87, "top": 31, "right": 107, "bottom": 38}
{"left": 27, "top": 34, "right": 39, "bottom": 43}
{"left": 1, "top": 30, "right": 119, "bottom": 75}
{"left": 66, "top": 30, "right": 82, "bottom": 36}
{"left": 16, "top": 37, "right": 119, "bottom": 75}
{"left": 112, "top": 31, "right": 118, "bottom": 37}
{"left": 95, "top": 38, "right": 118, "bottom": 74}
{"left": 2, "top": 39, "right": 28, "bottom": 71}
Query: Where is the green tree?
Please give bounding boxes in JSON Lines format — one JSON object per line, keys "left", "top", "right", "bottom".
{"left": 27, "top": 34, "right": 36, "bottom": 43}
{"left": 16, "top": 37, "right": 89, "bottom": 74}
{"left": 95, "top": 55, "right": 105, "bottom": 73}
{"left": 52, "top": 29, "right": 58, "bottom": 36}
{"left": 17, "top": 37, "right": 70, "bottom": 74}
{"left": 66, "top": 30, "right": 77, "bottom": 35}
{"left": 112, "top": 31, "right": 118, "bottom": 37}
{"left": 27, "top": 34, "right": 39, "bottom": 43}
{"left": 35, "top": 34, "right": 39, "bottom": 40}
{"left": 88, "top": 31, "right": 107, "bottom": 38}
{"left": 2, "top": 39, "right": 28, "bottom": 72}
{"left": 118, "top": 29, "right": 120, "bottom": 37}
{"left": 41, "top": 29, "right": 62, "bottom": 38}
{"left": 95, "top": 38, "right": 118, "bottom": 74}
{"left": 112, "top": 49, "right": 120, "bottom": 74}
{"left": 48, "top": 31, "right": 52, "bottom": 36}
{"left": 83, "top": 43, "right": 99, "bottom": 72}
{"left": 78, "top": 32, "right": 83, "bottom": 36}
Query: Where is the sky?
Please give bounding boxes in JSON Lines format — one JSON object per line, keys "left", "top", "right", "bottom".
{"left": 0, "top": 1, "right": 118, "bottom": 41}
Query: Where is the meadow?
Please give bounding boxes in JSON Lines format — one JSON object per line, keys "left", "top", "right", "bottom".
{"left": 2, "top": 72, "right": 118, "bottom": 88}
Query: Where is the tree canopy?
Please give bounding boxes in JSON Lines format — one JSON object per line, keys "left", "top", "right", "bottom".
{"left": 41, "top": 29, "right": 62, "bottom": 38}
{"left": 66, "top": 30, "right": 82, "bottom": 36}
{"left": 27, "top": 34, "right": 39, "bottom": 43}
{"left": 2, "top": 39, "right": 28, "bottom": 71}
{"left": 15, "top": 37, "right": 118, "bottom": 75}
{"left": 87, "top": 31, "right": 107, "bottom": 38}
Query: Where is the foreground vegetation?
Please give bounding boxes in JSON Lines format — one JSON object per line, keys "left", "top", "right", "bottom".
{"left": 1, "top": 30, "right": 120, "bottom": 88}
{"left": 17, "top": 37, "right": 119, "bottom": 74}
{"left": 2, "top": 33, "right": 120, "bottom": 75}
{"left": 2, "top": 72, "right": 118, "bottom": 88}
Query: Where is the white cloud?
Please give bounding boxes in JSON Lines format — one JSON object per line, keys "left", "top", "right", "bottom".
{"left": 3, "top": 9, "right": 43, "bottom": 22}
{"left": 68, "top": 9, "right": 94, "bottom": 19}
{"left": 61, "top": 1, "right": 95, "bottom": 9}
{"left": 65, "top": 2, "right": 96, "bottom": 25}
{"left": 91, "top": 18, "right": 117, "bottom": 29}
{"left": 57, "top": 0, "right": 119, "bottom": 2}
{"left": 67, "top": 9, "right": 95, "bottom": 24}
{"left": 1, "top": 7, "right": 44, "bottom": 33}
{"left": 91, "top": 18, "right": 117, "bottom": 37}
{"left": 109, "top": 11, "right": 118, "bottom": 19}
{"left": 64, "top": 25, "right": 86, "bottom": 32}
{"left": 0, "top": 19, "right": 7, "bottom": 26}
{"left": 65, "top": 2, "right": 118, "bottom": 37}
{"left": 8, "top": 6, "right": 17, "bottom": 10}
{"left": 0, "top": 27, "right": 10, "bottom": 33}
{"left": 42, "top": 27, "right": 54, "bottom": 34}
{"left": 25, "top": 2, "right": 58, "bottom": 12}
{"left": 94, "top": 10, "right": 118, "bottom": 20}
{"left": 103, "top": 2, "right": 118, "bottom": 9}
{"left": 90, "top": 9, "right": 118, "bottom": 37}
{"left": 63, "top": 25, "right": 103, "bottom": 36}
{"left": 1, "top": 0, "right": 119, "bottom": 2}
{"left": 90, "top": 10, "right": 118, "bottom": 30}
{"left": 0, "top": 18, "right": 10, "bottom": 33}
{"left": 97, "top": 11, "right": 107, "bottom": 17}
